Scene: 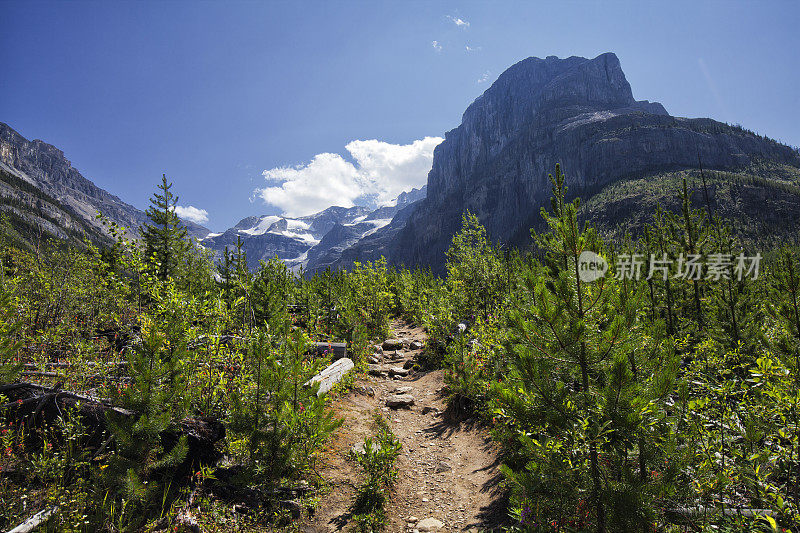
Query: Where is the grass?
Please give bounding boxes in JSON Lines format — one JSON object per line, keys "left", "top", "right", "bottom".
{"left": 348, "top": 411, "right": 401, "bottom": 532}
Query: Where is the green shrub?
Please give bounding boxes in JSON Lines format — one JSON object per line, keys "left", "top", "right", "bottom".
{"left": 349, "top": 413, "right": 401, "bottom": 532}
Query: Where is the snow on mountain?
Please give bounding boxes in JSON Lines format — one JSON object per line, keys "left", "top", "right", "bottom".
{"left": 203, "top": 185, "right": 427, "bottom": 273}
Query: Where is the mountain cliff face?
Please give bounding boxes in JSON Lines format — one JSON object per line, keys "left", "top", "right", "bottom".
{"left": 336, "top": 53, "right": 800, "bottom": 272}
{"left": 0, "top": 164, "right": 109, "bottom": 247}
{"left": 0, "top": 122, "right": 209, "bottom": 240}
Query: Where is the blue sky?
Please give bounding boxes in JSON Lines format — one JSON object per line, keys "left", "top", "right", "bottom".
{"left": 1, "top": 1, "right": 798, "bottom": 230}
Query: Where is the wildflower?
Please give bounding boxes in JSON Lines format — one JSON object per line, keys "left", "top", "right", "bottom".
{"left": 457, "top": 323, "right": 466, "bottom": 333}
{"left": 520, "top": 505, "right": 532, "bottom": 525}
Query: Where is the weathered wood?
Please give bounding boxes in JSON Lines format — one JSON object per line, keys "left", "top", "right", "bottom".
{"left": 19, "top": 370, "right": 60, "bottom": 378}
{"left": 23, "top": 361, "right": 127, "bottom": 369}
{"left": 188, "top": 335, "right": 346, "bottom": 359}
{"left": 305, "top": 357, "right": 354, "bottom": 396}
{"left": 5, "top": 505, "right": 59, "bottom": 533}
{"left": 665, "top": 506, "right": 775, "bottom": 524}
{"left": 309, "top": 342, "right": 347, "bottom": 360}
{"left": 1, "top": 383, "right": 225, "bottom": 470}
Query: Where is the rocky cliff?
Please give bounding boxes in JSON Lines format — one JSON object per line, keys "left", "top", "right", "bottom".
{"left": 0, "top": 122, "right": 209, "bottom": 240}
{"left": 336, "top": 53, "right": 800, "bottom": 272}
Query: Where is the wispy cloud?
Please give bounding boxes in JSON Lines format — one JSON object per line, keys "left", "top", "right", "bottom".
{"left": 174, "top": 205, "right": 209, "bottom": 225}
{"left": 465, "top": 45, "right": 481, "bottom": 52}
{"left": 698, "top": 58, "right": 731, "bottom": 123}
{"left": 447, "top": 15, "right": 470, "bottom": 28}
{"left": 477, "top": 70, "right": 491, "bottom": 83}
{"left": 431, "top": 40, "right": 442, "bottom": 52}
{"left": 255, "top": 137, "right": 444, "bottom": 217}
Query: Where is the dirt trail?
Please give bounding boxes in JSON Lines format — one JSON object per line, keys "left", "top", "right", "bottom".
{"left": 303, "top": 319, "right": 506, "bottom": 533}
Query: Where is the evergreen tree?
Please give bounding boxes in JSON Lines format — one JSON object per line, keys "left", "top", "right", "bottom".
{"left": 496, "top": 164, "right": 672, "bottom": 532}
{"left": 445, "top": 212, "right": 503, "bottom": 322}
{"left": 251, "top": 255, "right": 293, "bottom": 332}
{"left": 141, "top": 174, "right": 189, "bottom": 281}
{"left": 768, "top": 246, "right": 800, "bottom": 511}
{"left": 103, "top": 279, "right": 190, "bottom": 529}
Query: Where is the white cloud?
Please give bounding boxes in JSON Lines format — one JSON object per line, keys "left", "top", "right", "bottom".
{"left": 431, "top": 40, "right": 442, "bottom": 52}
{"left": 447, "top": 15, "right": 470, "bottom": 27}
{"left": 174, "top": 205, "right": 209, "bottom": 225}
{"left": 465, "top": 45, "right": 481, "bottom": 52}
{"left": 477, "top": 70, "right": 491, "bottom": 83}
{"left": 255, "top": 137, "right": 443, "bottom": 217}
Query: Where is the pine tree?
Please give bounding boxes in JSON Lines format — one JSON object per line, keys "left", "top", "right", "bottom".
{"left": 445, "top": 212, "right": 503, "bottom": 322}
{"left": 251, "top": 255, "right": 293, "bottom": 332}
{"left": 672, "top": 176, "right": 709, "bottom": 332}
{"left": 103, "top": 280, "right": 190, "bottom": 527}
{"left": 496, "top": 165, "right": 669, "bottom": 532}
{"left": 141, "top": 174, "right": 189, "bottom": 281}
{"left": 768, "top": 246, "right": 800, "bottom": 511}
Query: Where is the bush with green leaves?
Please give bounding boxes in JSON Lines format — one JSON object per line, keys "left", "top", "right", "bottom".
{"left": 444, "top": 312, "right": 508, "bottom": 415}
{"left": 349, "top": 413, "right": 401, "bottom": 532}
{"left": 0, "top": 277, "right": 22, "bottom": 383}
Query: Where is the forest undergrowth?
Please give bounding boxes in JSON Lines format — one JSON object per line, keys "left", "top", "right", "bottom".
{"left": 1, "top": 166, "right": 799, "bottom": 532}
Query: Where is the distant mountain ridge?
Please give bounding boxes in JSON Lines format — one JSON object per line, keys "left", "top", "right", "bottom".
{"left": 0, "top": 120, "right": 430, "bottom": 270}
{"left": 330, "top": 53, "right": 800, "bottom": 272}
{"left": 0, "top": 122, "right": 210, "bottom": 241}
{"left": 201, "top": 185, "right": 427, "bottom": 272}
{"left": 5, "top": 52, "right": 798, "bottom": 272}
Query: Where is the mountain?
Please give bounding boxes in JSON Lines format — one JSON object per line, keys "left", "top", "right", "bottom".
{"left": 303, "top": 185, "right": 427, "bottom": 273}
{"left": 202, "top": 185, "right": 428, "bottom": 273}
{"left": 0, "top": 164, "right": 109, "bottom": 248}
{"left": 332, "top": 53, "right": 800, "bottom": 272}
{"left": 0, "top": 122, "right": 210, "bottom": 243}
{"left": 202, "top": 206, "right": 369, "bottom": 271}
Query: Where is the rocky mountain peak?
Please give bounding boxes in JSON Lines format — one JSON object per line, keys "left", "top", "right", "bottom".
{"left": 429, "top": 53, "right": 667, "bottom": 203}
{"left": 331, "top": 52, "right": 800, "bottom": 273}
{"left": 0, "top": 122, "right": 210, "bottom": 240}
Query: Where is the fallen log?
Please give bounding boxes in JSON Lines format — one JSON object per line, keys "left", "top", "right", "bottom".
{"left": 304, "top": 357, "right": 354, "bottom": 396}
{"left": 309, "top": 342, "right": 347, "bottom": 360}
{"left": 23, "top": 361, "right": 127, "bottom": 369}
{"left": 665, "top": 506, "right": 775, "bottom": 525}
{"left": 5, "top": 505, "right": 59, "bottom": 533}
{"left": 0, "top": 382, "right": 224, "bottom": 471}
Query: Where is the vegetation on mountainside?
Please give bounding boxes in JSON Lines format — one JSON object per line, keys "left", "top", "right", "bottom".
{"left": 579, "top": 163, "right": 800, "bottom": 245}
{"left": 0, "top": 168, "right": 109, "bottom": 249}
{"left": 2, "top": 166, "right": 800, "bottom": 532}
